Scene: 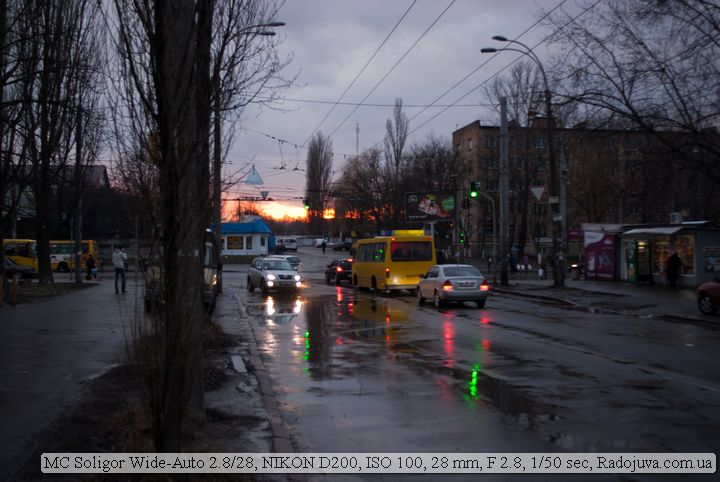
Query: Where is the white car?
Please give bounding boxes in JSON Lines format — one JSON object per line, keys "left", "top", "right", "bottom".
{"left": 247, "top": 257, "right": 301, "bottom": 294}
{"left": 417, "top": 264, "right": 491, "bottom": 308}
{"left": 276, "top": 237, "right": 298, "bottom": 251}
{"left": 267, "top": 254, "right": 301, "bottom": 272}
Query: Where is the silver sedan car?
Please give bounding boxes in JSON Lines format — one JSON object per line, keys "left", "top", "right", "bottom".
{"left": 417, "top": 264, "right": 491, "bottom": 308}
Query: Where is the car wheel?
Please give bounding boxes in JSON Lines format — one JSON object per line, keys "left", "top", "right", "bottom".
{"left": 247, "top": 277, "right": 254, "bottom": 292}
{"left": 475, "top": 299, "right": 486, "bottom": 308}
{"left": 326, "top": 275, "right": 332, "bottom": 285}
{"left": 698, "top": 293, "right": 718, "bottom": 315}
{"left": 433, "top": 290, "right": 443, "bottom": 308}
{"left": 417, "top": 288, "right": 425, "bottom": 305}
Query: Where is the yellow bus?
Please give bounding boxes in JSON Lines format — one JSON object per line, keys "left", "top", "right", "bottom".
{"left": 50, "top": 240, "right": 98, "bottom": 272}
{"left": 3, "top": 239, "right": 39, "bottom": 270}
{"left": 351, "top": 234, "right": 436, "bottom": 294}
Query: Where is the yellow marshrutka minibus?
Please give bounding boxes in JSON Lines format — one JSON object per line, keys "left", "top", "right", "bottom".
{"left": 351, "top": 234, "right": 436, "bottom": 294}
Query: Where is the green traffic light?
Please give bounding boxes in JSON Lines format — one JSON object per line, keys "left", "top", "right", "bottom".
{"left": 470, "top": 191, "right": 478, "bottom": 198}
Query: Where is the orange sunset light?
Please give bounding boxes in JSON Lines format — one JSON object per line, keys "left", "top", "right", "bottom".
{"left": 222, "top": 200, "right": 308, "bottom": 221}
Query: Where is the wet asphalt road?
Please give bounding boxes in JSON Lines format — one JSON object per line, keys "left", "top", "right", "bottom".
{"left": 225, "top": 247, "right": 720, "bottom": 464}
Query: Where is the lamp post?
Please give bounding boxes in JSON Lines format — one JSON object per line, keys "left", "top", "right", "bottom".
{"left": 212, "top": 21, "right": 285, "bottom": 292}
{"left": 481, "top": 37, "right": 565, "bottom": 287}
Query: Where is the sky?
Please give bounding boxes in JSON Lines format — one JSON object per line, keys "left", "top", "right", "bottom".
{"left": 226, "top": 0, "right": 584, "bottom": 220}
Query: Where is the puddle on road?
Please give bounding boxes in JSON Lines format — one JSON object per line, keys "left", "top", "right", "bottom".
{"left": 244, "top": 288, "right": 578, "bottom": 447}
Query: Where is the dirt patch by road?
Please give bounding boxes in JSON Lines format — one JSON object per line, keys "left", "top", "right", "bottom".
{"left": 12, "top": 322, "right": 269, "bottom": 481}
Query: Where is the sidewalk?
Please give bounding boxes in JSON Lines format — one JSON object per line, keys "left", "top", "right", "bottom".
{"left": 490, "top": 272, "right": 715, "bottom": 324}
{"left": 0, "top": 276, "right": 135, "bottom": 479}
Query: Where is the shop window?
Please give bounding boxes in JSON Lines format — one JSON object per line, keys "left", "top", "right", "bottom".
{"left": 227, "top": 236, "right": 243, "bottom": 249}
{"left": 245, "top": 236, "right": 253, "bottom": 250}
{"left": 702, "top": 247, "right": 720, "bottom": 273}
{"left": 260, "top": 237, "right": 266, "bottom": 247}
{"left": 652, "top": 238, "right": 669, "bottom": 274}
{"left": 676, "top": 234, "right": 694, "bottom": 275}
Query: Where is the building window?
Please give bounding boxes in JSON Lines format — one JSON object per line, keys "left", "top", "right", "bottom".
{"left": 227, "top": 236, "right": 243, "bottom": 250}
{"left": 245, "top": 236, "right": 253, "bottom": 250}
{"left": 625, "top": 138, "right": 640, "bottom": 151}
{"left": 456, "top": 144, "right": 461, "bottom": 153}
{"left": 467, "top": 138, "right": 474, "bottom": 150}
{"left": 486, "top": 136, "right": 497, "bottom": 148}
{"left": 602, "top": 137, "right": 615, "bottom": 151}
{"left": 486, "top": 179, "right": 499, "bottom": 192}
{"left": 260, "top": 236, "right": 266, "bottom": 247}
{"left": 534, "top": 136, "right": 545, "bottom": 149}
{"left": 487, "top": 157, "right": 497, "bottom": 169}
{"left": 533, "top": 158, "right": 545, "bottom": 171}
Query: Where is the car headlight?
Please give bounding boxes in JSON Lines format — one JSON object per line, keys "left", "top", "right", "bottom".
{"left": 294, "top": 274, "right": 301, "bottom": 281}
{"left": 267, "top": 274, "right": 276, "bottom": 281}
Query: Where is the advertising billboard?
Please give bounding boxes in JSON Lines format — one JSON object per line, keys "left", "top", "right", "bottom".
{"left": 405, "top": 192, "right": 455, "bottom": 222}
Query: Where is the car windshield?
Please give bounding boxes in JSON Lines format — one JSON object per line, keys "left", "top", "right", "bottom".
{"left": 263, "top": 259, "right": 293, "bottom": 271}
{"left": 287, "top": 257, "right": 300, "bottom": 264}
{"left": 444, "top": 266, "right": 481, "bottom": 277}
{"left": 339, "top": 261, "right": 352, "bottom": 269}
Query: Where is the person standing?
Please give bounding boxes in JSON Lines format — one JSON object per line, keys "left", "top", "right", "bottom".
{"left": 321, "top": 240, "right": 326, "bottom": 254}
{"left": 667, "top": 250, "right": 682, "bottom": 287}
{"left": 86, "top": 254, "right": 97, "bottom": 281}
{"left": 112, "top": 246, "right": 128, "bottom": 294}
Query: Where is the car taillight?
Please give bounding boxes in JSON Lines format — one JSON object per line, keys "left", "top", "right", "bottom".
{"left": 336, "top": 266, "right": 343, "bottom": 272}
{"left": 480, "top": 280, "right": 490, "bottom": 291}
{"left": 441, "top": 280, "right": 453, "bottom": 291}
{"left": 385, "top": 267, "right": 390, "bottom": 278}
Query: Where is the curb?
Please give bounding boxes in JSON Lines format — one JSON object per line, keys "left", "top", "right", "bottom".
{"left": 493, "top": 286, "right": 716, "bottom": 327}
{"left": 233, "top": 290, "right": 296, "bottom": 454}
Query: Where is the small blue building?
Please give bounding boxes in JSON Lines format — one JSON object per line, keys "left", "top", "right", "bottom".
{"left": 219, "top": 217, "right": 273, "bottom": 256}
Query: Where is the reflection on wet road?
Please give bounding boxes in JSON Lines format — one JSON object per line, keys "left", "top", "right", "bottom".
{"left": 238, "top": 283, "right": 720, "bottom": 457}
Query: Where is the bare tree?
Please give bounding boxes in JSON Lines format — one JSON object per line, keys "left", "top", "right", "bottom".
{"left": 112, "top": 0, "right": 212, "bottom": 452}
{"left": 546, "top": 0, "right": 720, "bottom": 183}
{"left": 210, "top": 0, "right": 294, "bottom": 265}
{"left": 304, "top": 131, "right": 333, "bottom": 234}
{"left": 2, "top": 0, "right": 105, "bottom": 284}
{"left": 384, "top": 97, "right": 408, "bottom": 226}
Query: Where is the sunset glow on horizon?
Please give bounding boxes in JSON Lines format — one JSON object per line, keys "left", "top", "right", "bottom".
{"left": 222, "top": 200, "right": 308, "bottom": 222}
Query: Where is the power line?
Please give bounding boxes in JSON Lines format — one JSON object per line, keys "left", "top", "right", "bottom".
{"left": 301, "top": 0, "right": 418, "bottom": 147}
{"left": 404, "top": 0, "right": 603, "bottom": 140}
{"left": 325, "top": 0, "right": 457, "bottom": 141}
{"left": 253, "top": 95, "right": 494, "bottom": 108}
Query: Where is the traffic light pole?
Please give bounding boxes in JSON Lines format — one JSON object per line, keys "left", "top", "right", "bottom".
{"left": 499, "top": 97, "right": 509, "bottom": 286}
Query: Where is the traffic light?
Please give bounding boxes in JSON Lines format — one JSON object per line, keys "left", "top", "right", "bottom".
{"left": 459, "top": 231, "right": 465, "bottom": 244}
{"left": 303, "top": 199, "right": 310, "bottom": 210}
{"left": 469, "top": 181, "right": 479, "bottom": 198}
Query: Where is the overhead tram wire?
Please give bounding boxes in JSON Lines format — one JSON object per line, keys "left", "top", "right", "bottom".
{"left": 325, "top": 0, "right": 457, "bottom": 141}
{"left": 252, "top": 95, "right": 495, "bottom": 108}
{"left": 301, "top": 0, "right": 418, "bottom": 148}
{"left": 367, "top": 0, "right": 602, "bottom": 150}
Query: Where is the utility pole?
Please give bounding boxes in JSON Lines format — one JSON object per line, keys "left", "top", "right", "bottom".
{"left": 499, "top": 97, "right": 509, "bottom": 286}
{"left": 355, "top": 123, "right": 359, "bottom": 158}
{"left": 73, "top": 108, "right": 83, "bottom": 284}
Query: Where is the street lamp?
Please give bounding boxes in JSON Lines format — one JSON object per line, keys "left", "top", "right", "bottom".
{"left": 482, "top": 37, "right": 565, "bottom": 287}
{"left": 212, "top": 21, "right": 285, "bottom": 292}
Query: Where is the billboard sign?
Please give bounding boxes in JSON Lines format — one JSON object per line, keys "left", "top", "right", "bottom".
{"left": 406, "top": 192, "right": 455, "bottom": 222}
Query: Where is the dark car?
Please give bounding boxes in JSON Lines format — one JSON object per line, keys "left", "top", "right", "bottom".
{"left": 3, "top": 258, "right": 38, "bottom": 280}
{"left": 697, "top": 277, "right": 720, "bottom": 315}
{"left": 332, "top": 240, "right": 353, "bottom": 251}
{"left": 325, "top": 259, "right": 352, "bottom": 284}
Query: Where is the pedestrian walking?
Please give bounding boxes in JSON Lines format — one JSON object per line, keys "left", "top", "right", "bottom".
{"left": 667, "top": 250, "right": 682, "bottom": 287}
{"left": 86, "top": 254, "right": 97, "bottom": 281}
{"left": 112, "top": 246, "right": 128, "bottom": 294}
{"left": 321, "top": 240, "right": 326, "bottom": 254}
